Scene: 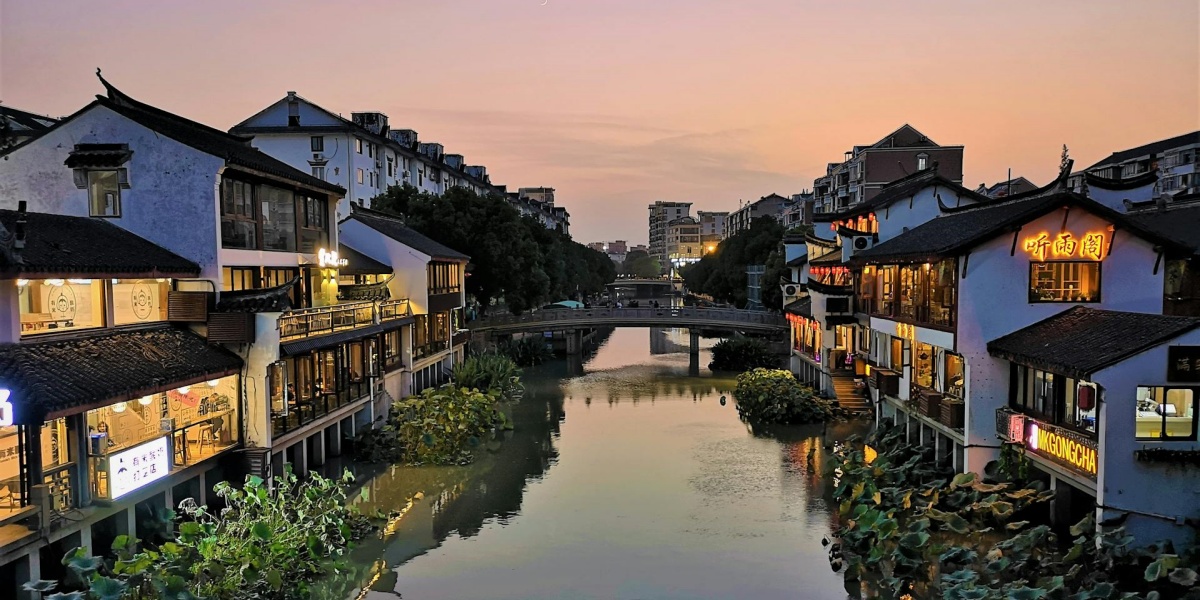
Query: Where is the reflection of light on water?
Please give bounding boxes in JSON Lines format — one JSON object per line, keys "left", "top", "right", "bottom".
{"left": 354, "top": 559, "right": 388, "bottom": 600}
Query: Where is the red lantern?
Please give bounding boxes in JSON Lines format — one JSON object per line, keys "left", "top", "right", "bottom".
{"left": 1078, "top": 385, "right": 1096, "bottom": 411}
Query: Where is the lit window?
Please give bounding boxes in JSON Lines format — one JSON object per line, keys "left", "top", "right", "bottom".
{"left": 916, "top": 153, "right": 929, "bottom": 171}
{"left": 357, "top": 169, "right": 364, "bottom": 184}
{"left": 88, "top": 170, "right": 121, "bottom": 217}
{"left": 112, "top": 279, "right": 171, "bottom": 325}
{"left": 355, "top": 138, "right": 363, "bottom": 154}
{"left": 1029, "top": 262, "right": 1100, "bottom": 303}
{"left": 18, "top": 279, "right": 105, "bottom": 335}
{"left": 1136, "top": 386, "right": 1197, "bottom": 440}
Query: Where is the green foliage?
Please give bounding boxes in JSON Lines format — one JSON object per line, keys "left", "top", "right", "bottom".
{"left": 453, "top": 353, "right": 524, "bottom": 402}
{"left": 26, "top": 469, "right": 374, "bottom": 600}
{"left": 621, "top": 249, "right": 661, "bottom": 278}
{"left": 355, "top": 385, "right": 509, "bottom": 465}
{"left": 708, "top": 338, "right": 780, "bottom": 372}
{"left": 826, "top": 420, "right": 1200, "bottom": 599}
{"left": 497, "top": 336, "right": 554, "bottom": 366}
{"left": 682, "top": 218, "right": 785, "bottom": 308}
{"left": 732, "top": 368, "right": 834, "bottom": 424}
{"left": 370, "top": 185, "right": 616, "bottom": 314}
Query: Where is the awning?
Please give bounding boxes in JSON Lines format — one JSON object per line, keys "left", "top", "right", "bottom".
{"left": 338, "top": 244, "right": 393, "bottom": 276}
{"left": 784, "top": 297, "right": 812, "bottom": 318}
{"left": 280, "top": 323, "right": 386, "bottom": 356}
{"left": 0, "top": 326, "right": 243, "bottom": 425}
{"left": 987, "top": 306, "right": 1200, "bottom": 380}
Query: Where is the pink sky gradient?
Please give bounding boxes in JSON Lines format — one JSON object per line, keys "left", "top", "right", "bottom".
{"left": 2, "top": 1, "right": 1197, "bottom": 244}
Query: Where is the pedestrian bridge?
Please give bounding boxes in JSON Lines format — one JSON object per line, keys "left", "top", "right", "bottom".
{"left": 469, "top": 307, "right": 787, "bottom": 335}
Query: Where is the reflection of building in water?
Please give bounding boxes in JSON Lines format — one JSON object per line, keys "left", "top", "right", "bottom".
{"left": 649, "top": 327, "right": 690, "bottom": 355}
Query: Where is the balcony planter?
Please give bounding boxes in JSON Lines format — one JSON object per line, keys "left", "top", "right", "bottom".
{"left": 917, "top": 390, "right": 943, "bottom": 421}
{"left": 940, "top": 399, "right": 965, "bottom": 429}
{"left": 874, "top": 369, "right": 900, "bottom": 397}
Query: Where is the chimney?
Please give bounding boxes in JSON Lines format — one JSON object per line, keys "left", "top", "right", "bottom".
{"left": 287, "top": 92, "right": 299, "bottom": 127}
{"left": 351, "top": 112, "right": 389, "bottom": 136}
{"left": 388, "top": 129, "right": 419, "bottom": 149}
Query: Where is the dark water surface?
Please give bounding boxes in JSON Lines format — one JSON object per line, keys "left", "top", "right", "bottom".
{"left": 321, "top": 328, "right": 860, "bottom": 600}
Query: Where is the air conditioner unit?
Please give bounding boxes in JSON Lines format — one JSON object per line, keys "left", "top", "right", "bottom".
{"left": 853, "top": 237, "right": 871, "bottom": 250}
{"left": 783, "top": 284, "right": 800, "bottom": 297}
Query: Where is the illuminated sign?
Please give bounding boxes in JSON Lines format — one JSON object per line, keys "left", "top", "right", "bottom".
{"left": 896, "top": 322, "right": 916, "bottom": 341}
{"left": 1023, "top": 231, "right": 1106, "bottom": 262}
{"left": 1025, "top": 420, "right": 1097, "bottom": 478}
{"left": 318, "top": 248, "right": 348, "bottom": 268}
{"left": 108, "top": 437, "right": 170, "bottom": 499}
{"left": 0, "top": 389, "right": 12, "bottom": 426}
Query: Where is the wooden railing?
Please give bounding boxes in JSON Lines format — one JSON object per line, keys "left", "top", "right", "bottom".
{"left": 279, "top": 301, "right": 375, "bottom": 342}
{"left": 379, "top": 299, "right": 411, "bottom": 321}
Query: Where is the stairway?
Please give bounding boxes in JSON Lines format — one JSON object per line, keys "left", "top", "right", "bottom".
{"left": 832, "top": 373, "right": 870, "bottom": 413}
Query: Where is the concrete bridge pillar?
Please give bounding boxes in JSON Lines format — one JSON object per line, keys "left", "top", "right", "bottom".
{"left": 688, "top": 330, "right": 700, "bottom": 356}
{"left": 565, "top": 330, "right": 584, "bottom": 355}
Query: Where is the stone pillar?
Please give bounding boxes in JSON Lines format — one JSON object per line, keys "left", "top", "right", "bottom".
{"left": 565, "top": 330, "right": 583, "bottom": 355}
{"left": 688, "top": 330, "right": 700, "bottom": 356}
{"left": 328, "top": 421, "right": 343, "bottom": 457}
{"left": 311, "top": 429, "right": 326, "bottom": 467}
{"left": 16, "top": 551, "right": 39, "bottom": 600}
{"left": 294, "top": 439, "right": 309, "bottom": 477}
{"left": 79, "top": 524, "right": 93, "bottom": 556}
{"left": 126, "top": 506, "right": 138, "bottom": 544}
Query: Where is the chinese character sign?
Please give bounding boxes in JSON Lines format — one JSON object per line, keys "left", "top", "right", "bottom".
{"left": 1168, "top": 346, "right": 1200, "bottom": 383}
{"left": 108, "top": 437, "right": 170, "bottom": 499}
{"left": 1024, "top": 231, "right": 1106, "bottom": 261}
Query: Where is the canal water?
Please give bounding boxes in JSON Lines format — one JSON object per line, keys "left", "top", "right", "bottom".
{"left": 319, "top": 327, "right": 862, "bottom": 600}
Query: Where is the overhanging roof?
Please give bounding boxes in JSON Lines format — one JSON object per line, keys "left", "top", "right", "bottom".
{"left": 987, "top": 306, "right": 1200, "bottom": 380}
{"left": 0, "top": 326, "right": 243, "bottom": 424}
{"left": 0, "top": 208, "right": 200, "bottom": 278}
{"left": 338, "top": 243, "right": 393, "bottom": 275}
{"left": 343, "top": 207, "right": 469, "bottom": 262}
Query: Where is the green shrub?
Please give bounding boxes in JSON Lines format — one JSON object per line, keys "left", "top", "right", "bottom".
{"left": 732, "top": 368, "right": 833, "bottom": 424}
{"left": 355, "top": 385, "right": 510, "bottom": 465}
{"left": 454, "top": 353, "right": 524, "bottom": 401}
{"left": 709, "top": 338, "right": 779, "bottom": 372}
{"left": 25, "top": 468, "right": 373, "bottom": 600}
{"left": 498, "top": 336, "right": 553, "bottom": 366}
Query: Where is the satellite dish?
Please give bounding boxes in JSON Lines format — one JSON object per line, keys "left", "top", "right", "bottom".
{"left": 853, "top": 237, "right": 869, "bottom": 250}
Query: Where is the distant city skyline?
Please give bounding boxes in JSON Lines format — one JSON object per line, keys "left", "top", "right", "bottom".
{"left": 1, "top": 0, "right": 1196, "bottom": 243}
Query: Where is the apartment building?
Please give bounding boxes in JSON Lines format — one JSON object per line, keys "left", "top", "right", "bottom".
{"left": 1068, "top": 131, "right": 1200, "bottom": 202}
{"left": 231, "top": 93, "right": 500, "bottom": 217}
{"left": 812, "top": 124, "right": 964, "bottom": 215}
{"left": 666, "top": 216, "right": 703, "bottom": 276}
{"left": 648, "top": 201, "right": 692, "bottom": 274}
{"left": 725, "top": 194, "right": 790, "bottom": 237}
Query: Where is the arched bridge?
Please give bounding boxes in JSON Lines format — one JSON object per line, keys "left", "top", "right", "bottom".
{"left": 470, "top": 307, "right": 787, "bottom": 335}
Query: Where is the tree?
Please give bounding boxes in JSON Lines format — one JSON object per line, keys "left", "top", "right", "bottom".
{"left": 370, "top": 185, "right": 615, "bottom": 314}
{"left": 622, "top": 249, "right": 661, "bottom": 278}
{"left": 682, "top": 218, "right": 785, "bottom": 308}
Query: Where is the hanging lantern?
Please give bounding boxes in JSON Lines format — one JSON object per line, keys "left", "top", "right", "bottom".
{"left": 1078, "top": 385, "right": 1096, "bottom": 411}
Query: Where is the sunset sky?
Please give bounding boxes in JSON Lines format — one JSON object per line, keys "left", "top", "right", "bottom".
{"left": 2, "top": 0, "right": 1197, "bottom": 244}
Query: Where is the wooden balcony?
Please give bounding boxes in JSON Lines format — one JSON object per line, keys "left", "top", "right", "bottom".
{"left": 279, "top": 301, "right": 375, "bottom": 342}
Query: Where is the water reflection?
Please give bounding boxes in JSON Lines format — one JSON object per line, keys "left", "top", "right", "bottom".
{"left": 318, "top": 328, "right": 860, "bottom": 600}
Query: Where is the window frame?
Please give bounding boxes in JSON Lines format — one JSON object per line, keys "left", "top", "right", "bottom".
{"left": 310, "top": 136, "right": 324, "bottom": 152}
{"left": 88, "top": 169, "right": 122, "bottom": 218}
{"left": 1135, "top": 385, "right": 1198, "bottom": 441}
{"left": 1029, "top": 261, "right": 1102, "bottom": 304}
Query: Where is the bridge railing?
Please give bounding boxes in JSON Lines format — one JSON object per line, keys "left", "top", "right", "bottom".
{"left": 471, "top": 307, "right": 786, "bottom": 329}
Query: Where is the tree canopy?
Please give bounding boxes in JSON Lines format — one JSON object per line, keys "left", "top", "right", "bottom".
{"left": 370, "top": 184, "right": 615, "bottom": 314}
{"left": 681, "top": 218, "right": 785, "bottom": 308}
{"left": 620, "top": 249, "right": 662, "bottom": 278}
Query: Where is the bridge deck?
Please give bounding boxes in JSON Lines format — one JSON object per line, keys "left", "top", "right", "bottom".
{"left": 470, "top": 307, "right": 786, "bottom": 334}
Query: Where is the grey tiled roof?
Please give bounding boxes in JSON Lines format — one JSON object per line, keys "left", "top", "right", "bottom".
{"left": 0, "top": 326, "right": 243, "bottom": 424}
{"left": 1126, "top": 202, "right": 1200, "bottom": 254}
{"left": 987, "top": 306, "right": 1200, "bottom": 380}
{"left": 0, "top": 209, "right": 200, "bottom": 277}
{"left": 215, "top": 278, "right": 299, "bottom": 313}
{"left": 1084, "top": 131, "right": 1200, "bottom": 171}
{"left": 343, "top": 207, "right": 469, "bottom": 261}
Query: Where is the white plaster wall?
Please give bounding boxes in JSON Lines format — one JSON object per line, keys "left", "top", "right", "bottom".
{"left": 0, "top": 105, "right": 224, "bottom": 280}
{"left": 957, "top": 207, "right": 1166, "bottom": 470}
{"left": 338, "top": 219, "right": 432, "bottom": 313}
{"left": 1087, "top": 182, "right": 1156, "bottom": 212}
{"left": 242, "top": 314, "right": 284, "bottom": 450}
{"left": 1093, "top": 328, "right": 1200, "bottom": 545}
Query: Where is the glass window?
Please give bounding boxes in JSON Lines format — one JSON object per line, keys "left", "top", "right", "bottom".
{"left": 19, "top": 279, "right": 105, "bottom": 336}
{"left": 166, "top": 377, "right": 240, "bottom": 465}
{"left": 914, "top": 343, "right": 935, "bottom": 389}
{"left": 357, "top": 169, "right": 364, "bottom": 184}
{"left": 944, "top": 353, "right": 965, "bottom": 398}
{"left": 890, "top": 336, "right": 904, "bottom": 370}
{"left": 311, "top": 166, "right": 325, "bottom": 180}
{"left": 88, "top": 170, "right": 121, "bottom": 217}
{"left": 355, "top": 138, "right": 363, "bottom": 154}
{"left": 260, "top": 185, "right": 297, "bottom": 252}
{"left": 221, "top": 267, "right": 260, "bottom": 292}
{"left": 384, "top": 330, "right": 403, "bottom": 370}
{"left": 221, "top": 179, "right": 257, "bottom": 250}
{"left": 311, "top": 136, "right": 324, "bottom": 152}
{"left": 0, "top": 425, "right": 20, "bottom": 511}
{"left": 1030, "top": 262, "right": 1101, "bottom": 303}
{"left": 1136, "top": 386, "right": 1197, "bottom": 440}
{"left": 112, "top": 279, "right": 171, "bottom": 325}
